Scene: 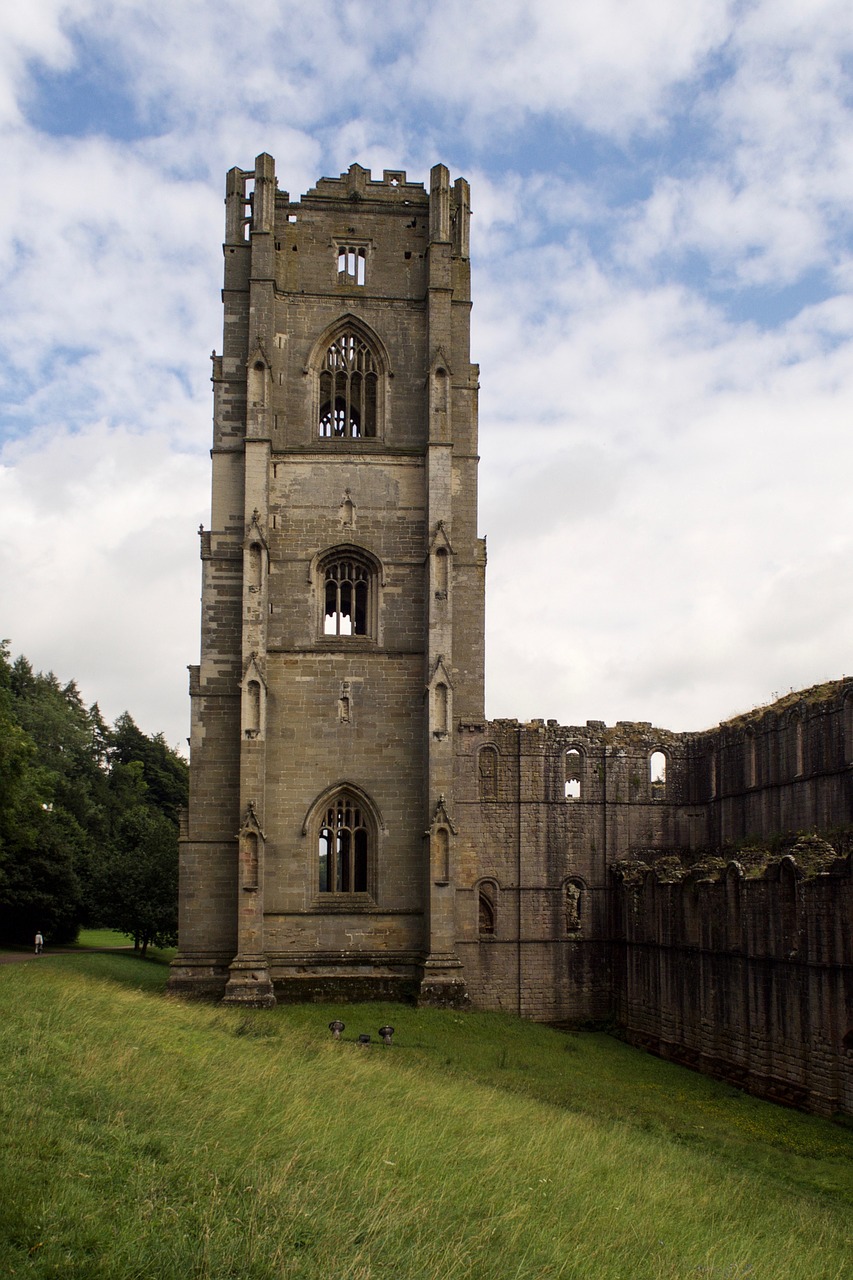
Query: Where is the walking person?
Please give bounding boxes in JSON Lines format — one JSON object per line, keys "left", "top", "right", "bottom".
{"left": 34, "top": 931, "right": 43, "bottom": 955}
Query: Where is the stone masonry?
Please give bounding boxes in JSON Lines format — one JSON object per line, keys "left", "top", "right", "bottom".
{"left": 169, "top": 156, "right": 852, "bottom": 1116}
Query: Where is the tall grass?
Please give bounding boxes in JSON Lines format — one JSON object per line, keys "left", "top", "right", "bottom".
{"left": 1, "top": 954, "right": 850, "bottom": 1279}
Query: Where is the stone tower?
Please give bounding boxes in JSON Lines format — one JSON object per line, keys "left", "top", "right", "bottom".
{"left": 168, "top": 155, "right": 484, "bottom": 1006}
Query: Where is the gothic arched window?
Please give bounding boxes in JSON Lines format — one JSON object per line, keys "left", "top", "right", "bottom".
{"left": 319, "top": 549, "right": 377, "bottom": 639}
{"left": 319, "top": 331, "right": 379, "bottom": 439}
{"left": 317, "top": 791, "right": 373, "bottom": 894}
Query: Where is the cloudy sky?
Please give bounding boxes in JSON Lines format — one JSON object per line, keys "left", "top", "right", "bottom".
{"left": 1, "top": 1, "right": 852, "bottom": 750}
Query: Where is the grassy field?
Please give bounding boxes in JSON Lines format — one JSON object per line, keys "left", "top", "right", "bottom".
{"left": 73, "top": 928, "right": 135, "bottom": 949}
{"left": 1, "top": 953, "right": 851, "bottom": 1280}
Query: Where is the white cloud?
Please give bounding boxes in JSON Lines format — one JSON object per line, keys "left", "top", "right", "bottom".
{"left": 0, "top": 0, "right": 851, "bottom": 749}
{"left": 614, "top": 2, "right": 853, "bottom": 285}
{"left": 398, "top": 0, "right": 735, "bottom": 137}
{"left": 0, "top": 421, "right": 206, "bottom": 748}
{"left": 0, "top": 2, "right": 82, "bottom": 126}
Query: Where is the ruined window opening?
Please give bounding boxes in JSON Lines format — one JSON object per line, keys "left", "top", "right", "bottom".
{"left": 337, "top": 245, "right": 366, "bottom": 286}
{"left": 478, "top": 883, "right": 496, "bottom": 936}
{"left": 478, "top": 746, "right": 498, "bottom": 800}
{"left": 319, "top": 332, "right": 378, "bottom": 439}
{"left": 322, "top": 555, "right": 372, "bottom": 637}
{"left": 242, "top": 179, "right": 254, "bottom": 240}
{"left": 318, "top": 793, "right": 370, "bottom": 893}
{"left": 565, "top": 748, "right": 582, "bottom": 800}
{"left": 650, "top": 751, "right": 666, "bottom": 800}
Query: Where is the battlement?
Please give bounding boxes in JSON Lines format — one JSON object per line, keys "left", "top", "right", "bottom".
{"left": 303, "top": 164, "right": 427, "bottom": 204}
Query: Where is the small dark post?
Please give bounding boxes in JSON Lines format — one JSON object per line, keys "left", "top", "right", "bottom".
{"left": 329, "top": 1019, "right": 345, "bottom": 1040}
{"left": 378, "top": 1024, "right": 395, "bottom": 1046}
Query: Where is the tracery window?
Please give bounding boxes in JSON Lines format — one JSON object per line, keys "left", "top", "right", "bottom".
{"left": 321, "top": 551, "right": 374, "bottom": 637}
{"left": 319, "top": 332, "right": 378, "bottom": 439}
{"left": 318, "top": 792, "right": 371, "bottom": 894}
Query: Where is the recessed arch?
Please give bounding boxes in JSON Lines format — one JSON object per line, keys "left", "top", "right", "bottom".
{"left": 476, "top": 877, "right": 499, "bottom": 937}
{"left": 562, "top": 876, "right": 587, "bottom": 932}
{"left": 478, "top": 745, "right": 499, "bottom": 800}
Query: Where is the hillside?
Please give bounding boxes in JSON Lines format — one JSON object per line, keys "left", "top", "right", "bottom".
{"left": 1, "top": 954, "right": 851, "bottom": 1280}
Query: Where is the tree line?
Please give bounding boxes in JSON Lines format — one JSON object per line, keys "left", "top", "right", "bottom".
{"left": 0, "top": 641, "right": 187, "bottom": 954}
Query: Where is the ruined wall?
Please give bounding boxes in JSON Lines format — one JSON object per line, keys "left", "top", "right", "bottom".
{"left": 684, "top": 680, "right": 853, "bottom": 847}
{"left": 453, "top": 717, "right": 700, "bottom": 1024}
{"left": 453, "top": 683, "right": 853, "bottom": 1116}
{"left": 611, "top": 843, "right": 853, "bottom": 1116}
{"left": 603, "top": 680, "right": 853, "bottom": 1116}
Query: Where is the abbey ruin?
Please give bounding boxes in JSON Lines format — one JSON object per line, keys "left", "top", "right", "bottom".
{"left": 168, "top": 156, "right": 853, "bottom": 1118}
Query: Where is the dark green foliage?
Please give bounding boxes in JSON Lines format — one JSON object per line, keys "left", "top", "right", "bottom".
{"left": 0, "top": 641, "right": 187, "bottom": 947}
{"left": 93, "top": 802, "right": 178, "bottom": 956}
{"left": 109, "top": 711, "right": 188, "bottom": 824}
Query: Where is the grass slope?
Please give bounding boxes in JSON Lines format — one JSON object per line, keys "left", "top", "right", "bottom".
{"left": 1, "top": 954, "right": 851, "bottom": 1280}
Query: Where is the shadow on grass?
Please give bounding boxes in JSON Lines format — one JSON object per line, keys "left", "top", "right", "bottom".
{"left": 49, "top": 949, "right": 174, "bottom": 992}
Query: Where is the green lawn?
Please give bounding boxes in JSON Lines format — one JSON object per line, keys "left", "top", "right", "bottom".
{"left": 72, "top": 928, "right": 133, "bottom": 949}
{"left": 1, "top": 953, "right": 850, "bottom": 1279}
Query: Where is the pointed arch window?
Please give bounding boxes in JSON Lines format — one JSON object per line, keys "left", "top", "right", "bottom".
{"left": 319, "top": 332, "right": 379, "bottom": 439}
{"left": 478, "top": 881, "right": 497, "bottom": 937}
{"left": 319, "top": 549, "right": 377, "bottom": 639}
{"left": 318, "top": 792, "right": 372, "bottom": 894}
